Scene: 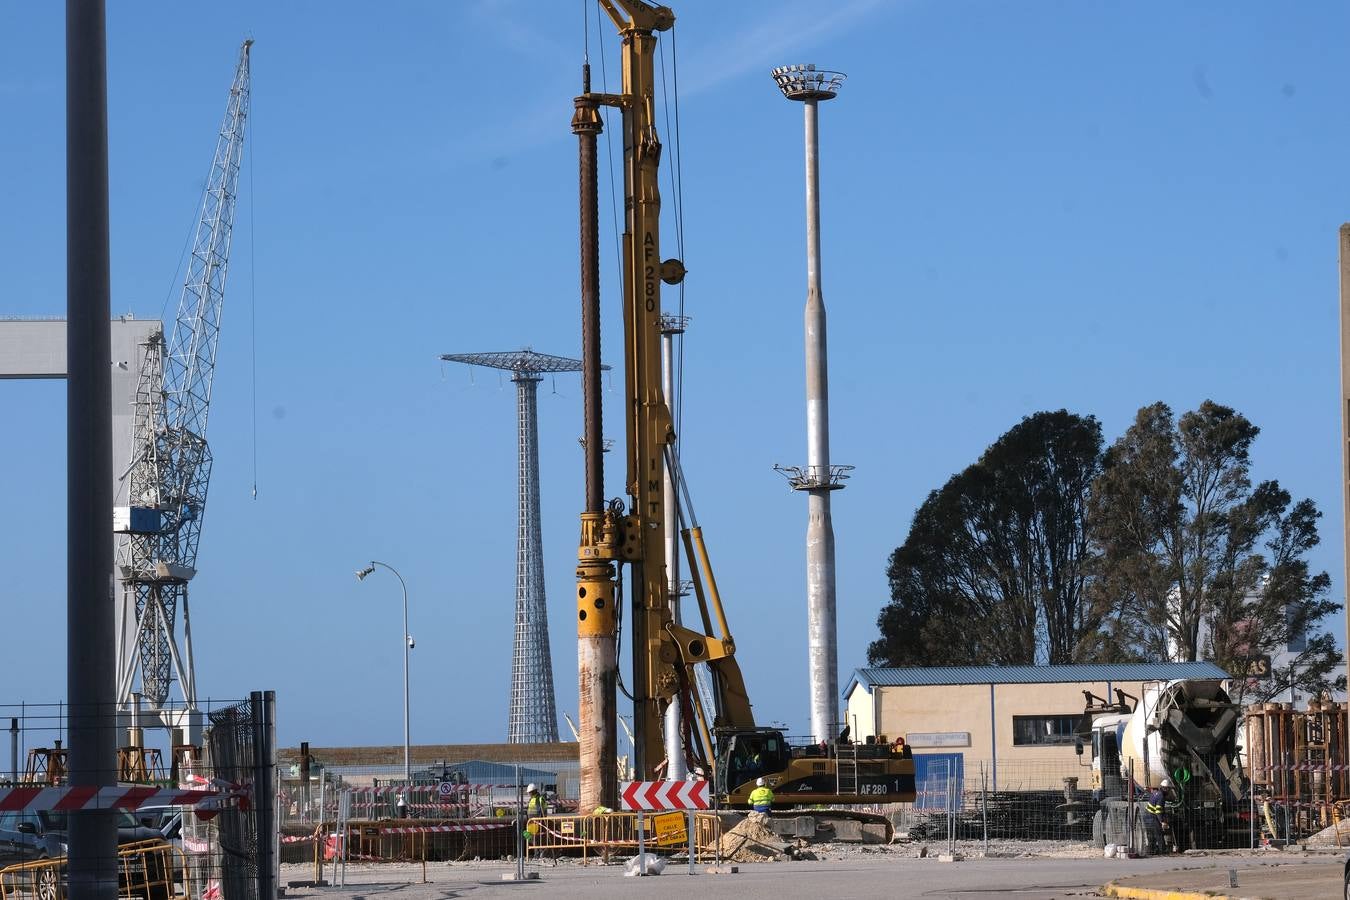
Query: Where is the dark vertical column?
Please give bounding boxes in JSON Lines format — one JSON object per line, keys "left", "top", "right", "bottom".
{"left": 1339, "top": 224, "right": 1350, "bottom": 755}
{"left": 252, "top": 691, "right": 277, "bottom": 900}
{"left": 66, "top": 1, "right": 117, "bottom": 896}
{"left": 299, "top": 741, "right": 311, "bottom": 816}
{"left": 577, "top": 65, "right": 603, "bottom": 514}
{"left": 573, "top": 67, "right": 617, "bottom": 813}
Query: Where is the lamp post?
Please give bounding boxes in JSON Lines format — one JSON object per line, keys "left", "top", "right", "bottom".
{"left": 356, "top": 561, "right": 412, "bottom": 783}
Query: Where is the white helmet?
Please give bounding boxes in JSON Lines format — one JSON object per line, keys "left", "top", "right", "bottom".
{"left": 755, "top": 777, "right": 766, "bottom": 787}
{"left": 1160, "top": 777, "right": 1172, "bottom": 788}
{"left": 527, "top": 783, "right": 538, "bottom": 793}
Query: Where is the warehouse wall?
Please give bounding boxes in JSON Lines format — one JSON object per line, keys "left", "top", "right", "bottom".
{"left": 848, "top": 678, "right": 1172, "bottom": 783}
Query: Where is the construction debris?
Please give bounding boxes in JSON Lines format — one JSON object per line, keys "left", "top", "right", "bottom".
{"left": 717, "top": 812, "right": 795, "bottom": 862}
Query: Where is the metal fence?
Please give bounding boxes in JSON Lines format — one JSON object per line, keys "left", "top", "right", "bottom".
{"left": 0, "top": 693, "right": 275, "bottom": 900}
{"left": 885, "top": 755, "right": 1350, "bottom": 854}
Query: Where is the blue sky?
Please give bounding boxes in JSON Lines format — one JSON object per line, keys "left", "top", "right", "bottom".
{"left": 2, "top": 1, "right": 1348, "bottom": 751}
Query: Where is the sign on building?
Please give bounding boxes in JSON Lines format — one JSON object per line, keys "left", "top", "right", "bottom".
{"left": 906, "top": 732, "right": 971, "bottom": 748}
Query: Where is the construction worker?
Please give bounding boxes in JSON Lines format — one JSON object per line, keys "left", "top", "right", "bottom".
{"left": 1144, "top": 778, "right": 1173, "bottom": 854}
{"left": 749, "top": 777, "right": 774, "bottom": 813}
{"left": 525, "top": 783, "right": 547, "bottom": 817}
{"left": 522, "top": 784, "right": 547, "bottom": 844}
{"left": 892, "top": 736, "right": 913, "bottom": 759}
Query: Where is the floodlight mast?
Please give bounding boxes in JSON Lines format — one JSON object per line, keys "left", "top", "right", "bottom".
{"left": 772, "top": 63, "right": 851, "bottom": 744}
{"left": 440, "top": 349, "right": 602, "bottom": 744}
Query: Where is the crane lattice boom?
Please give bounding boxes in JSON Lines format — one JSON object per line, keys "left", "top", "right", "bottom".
{"left": 117, "top": 40, "right": 252, "bottom": 714}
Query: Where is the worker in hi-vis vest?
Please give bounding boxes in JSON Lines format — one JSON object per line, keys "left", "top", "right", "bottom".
{"left": 749, "top": 777, "right": 774, "bottom": 813}
{"left": 526, "top": 784, "right": 547, "bottom": 817}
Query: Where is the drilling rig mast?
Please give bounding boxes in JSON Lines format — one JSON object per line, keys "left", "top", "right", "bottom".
{"left": 115, "top": 40, "right": 252, "bottom": 742}
{"left": 573, "top": 2, "right": 915, "bottom": 816}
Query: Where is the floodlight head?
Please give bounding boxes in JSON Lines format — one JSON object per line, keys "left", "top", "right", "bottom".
{"left": 772, "top": 64, "right": 846, "bottom": 101}
{"left": 356, "top": 564, "right": 376, "bottom": 581}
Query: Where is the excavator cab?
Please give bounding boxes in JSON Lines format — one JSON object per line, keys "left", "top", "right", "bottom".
{"left": 714, "top": 728, "right": 792, "bottom": 797}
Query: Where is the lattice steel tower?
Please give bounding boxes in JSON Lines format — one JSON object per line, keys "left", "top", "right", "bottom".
{"left": 440, "top": 349, "right": 597, "bottom": 743}
{"left": 116, "top": 41, "right": 252, "bottom": 738}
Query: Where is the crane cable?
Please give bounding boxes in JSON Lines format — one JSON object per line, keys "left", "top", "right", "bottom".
{"left": 657, "top": 25, "right": 687, "bottom": 448}
{"left": 594, "top": 1, "right": 624, "bottom": 298}
{"left": 246, "top": 69, "right": 259, "bottom": 500}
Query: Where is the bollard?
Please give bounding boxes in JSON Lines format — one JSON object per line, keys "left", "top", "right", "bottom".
{"left": 687, "top": 810, "right": 695, "bottom": 875}
{"left": 637, "top": 810, "right": 646, "bottom": 875}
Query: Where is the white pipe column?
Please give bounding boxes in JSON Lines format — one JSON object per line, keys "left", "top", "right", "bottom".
{"left": 802, "top": 95, "right": 840, "bottom": 743}
{"left": 773, "top": 65, "right": 849, "bottom": 744}
{"left": 661, "top": 320, "right": 687, "bottom": 780}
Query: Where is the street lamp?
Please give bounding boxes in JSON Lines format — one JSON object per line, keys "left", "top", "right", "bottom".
{"left": 356, "top": 560, "right": 412, "bottom": 783}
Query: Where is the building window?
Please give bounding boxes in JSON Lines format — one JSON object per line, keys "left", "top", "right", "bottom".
{"left": 1011, "top": 714, "right": 1080, "bottom": 746}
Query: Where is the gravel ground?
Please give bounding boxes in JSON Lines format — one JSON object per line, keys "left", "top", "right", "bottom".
{"left": 798, "top": 838, "right": 1105, "bottom": 861}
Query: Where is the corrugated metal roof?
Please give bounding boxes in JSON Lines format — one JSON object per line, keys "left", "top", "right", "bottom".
{"left": 848, "top": 661, "right": 1229, "bottom": 692}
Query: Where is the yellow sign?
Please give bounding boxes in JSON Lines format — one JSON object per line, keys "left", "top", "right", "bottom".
{"left": 652, "top": 812, "right": 687, "bottom": 846}
{"left": 560, "top": 820, "right": 575, "bottom": 834}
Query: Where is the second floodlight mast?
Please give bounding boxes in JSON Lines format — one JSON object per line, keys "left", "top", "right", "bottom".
{"left": 771, "top": 63, "right": 850, "bottom": 745}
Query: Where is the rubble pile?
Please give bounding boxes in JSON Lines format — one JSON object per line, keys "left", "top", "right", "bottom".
{"left": 716, "top": 812, "right": 802, "bottom": 863}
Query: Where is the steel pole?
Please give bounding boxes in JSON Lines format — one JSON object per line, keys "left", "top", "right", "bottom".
{"left": 802, "top": 96, "right": 840, "bottom": 743}
{"left": 367, "top": 562, "right": 411, "bottom": 782}
{"left": 661, "top": 326, "right": 686, "bottom": 780}
{"left": 573, "top": 67, "right": 617, "bottom": 813}
{"left": 66, "top": 1, "right": 118, "bottom": 895}
{"left": 401, "top": 576, "right": 410, "bottom": 783}
{"left": 1338, "top": 224, "right": 1350, "bottom": 756}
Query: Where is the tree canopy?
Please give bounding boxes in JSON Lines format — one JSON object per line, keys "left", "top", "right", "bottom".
{"left": 868, "top": 410, "right": 1104, "bottom": 667}
{"left": 1087, "top": 401, "right": 1341, "bottom": 702}
{"left": 870, "top": 400, "right": 1341, "bottom": 703}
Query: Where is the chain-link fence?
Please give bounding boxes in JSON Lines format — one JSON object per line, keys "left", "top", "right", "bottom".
{"left": 883, "top": 755, "right": 1350, "bottom": 854}
{"left": 0, "top": 692, "right": 274, "bottom": 900}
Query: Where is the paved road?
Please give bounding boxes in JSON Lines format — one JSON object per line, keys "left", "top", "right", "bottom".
{"left": 1108, "top": 859, "right": 1342, "bottom": 899}
{"left": 285, "top": 854, "right": 1338, "bottom": 900}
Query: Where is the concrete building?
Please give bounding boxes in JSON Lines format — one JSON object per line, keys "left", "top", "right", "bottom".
{"left": 844, "top": 662, "right": 1229, "bottom": 787}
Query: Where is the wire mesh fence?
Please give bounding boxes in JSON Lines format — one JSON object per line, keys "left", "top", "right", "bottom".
{"left": 0, "top": 693, "right": 273, "bottom": 900}
{"left": 882, "top": 755, "right": 1350, "bottom": 854}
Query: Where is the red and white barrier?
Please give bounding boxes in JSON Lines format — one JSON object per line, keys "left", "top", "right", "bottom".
{"left": 619, "top": 780, "right": 709, "bottom": 811}
{"left": 378, "top": 823, "right": 511, "bottom": 835}
{"left": 0, "top": 782, "right": 249, "bottom": 813}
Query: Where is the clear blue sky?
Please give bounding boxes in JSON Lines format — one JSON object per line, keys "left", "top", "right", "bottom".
{"left": 2, "top": 1, "right": 1347, "bottom": 751}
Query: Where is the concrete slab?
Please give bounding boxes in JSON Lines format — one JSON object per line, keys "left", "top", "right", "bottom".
{"left": 766, "top": 816, "right": 816, "bottom": 839}
{"left": 828, "top": 819, "right": 862, "bottom": 842}
{"left": 860, "top": 823, "right": 888, "bottom": 844}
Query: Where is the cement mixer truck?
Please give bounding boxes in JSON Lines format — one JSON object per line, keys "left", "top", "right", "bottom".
{"left": 1077, "top": 679, "right": 1247, "bottom": 851}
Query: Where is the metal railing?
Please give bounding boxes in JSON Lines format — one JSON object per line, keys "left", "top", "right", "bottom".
{"left": 0, "top": 840, "right": 191, "bottom": 900}
{"left": 524, "top": 812, "right": 720, "bottom": 864}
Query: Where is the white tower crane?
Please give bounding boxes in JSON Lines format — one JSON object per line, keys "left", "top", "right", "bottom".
{"left": 115, "top": 40, "right": 252, "bottom": 744}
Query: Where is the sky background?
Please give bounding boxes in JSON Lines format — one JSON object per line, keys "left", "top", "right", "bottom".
{"left": 2, "top": 1, "right": 1348, "bottom": 752}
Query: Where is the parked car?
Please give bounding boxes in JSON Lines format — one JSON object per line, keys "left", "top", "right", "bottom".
{"left": 34, "top": 809, "right": 165, "bottom": 858}
{"left": 0, "top": 812, "right": 46, "bottom": 867}
{"left": 12, "top": 809, "right": 183, "bottom": 900}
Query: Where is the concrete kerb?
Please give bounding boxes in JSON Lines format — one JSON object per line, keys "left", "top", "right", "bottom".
{"left": 1102, "top": 859, "right": 1345, "bottom": 900}
{"left": 1102, "top": 885, "right": 1221, "bottom": 900}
